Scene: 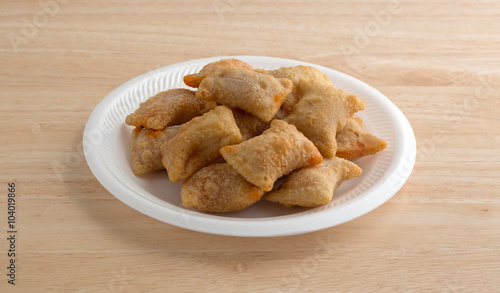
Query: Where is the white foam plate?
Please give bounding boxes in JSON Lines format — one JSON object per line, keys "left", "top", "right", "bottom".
{"left": 83, "top": 56, "right": 416, "bottom": 237}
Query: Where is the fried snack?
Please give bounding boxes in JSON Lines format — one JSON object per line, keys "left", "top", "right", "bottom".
{"left": 130, "top": 126, "right": 180, "bottom": 175}
{"left": 161, "top": 106, "right": 242, "bottom": 182}
{"left": 181, "top": 163, "right": 265, "bottom": 213}
{"left": 125, "top": 89, "right": 217, "bottom": 129}
{"left": 220, "top": 119, "right": 323, "bottom": 191}
{"left": 256, "top": 65, "right": 332, "bottom": 119}
{"left": 336, "top": 117, "right": 387, "bottom": 160}
{"left": 231, "top": 109, "right": 269, "bottom": 141}
{"left": 284, "top": 83, "right": 366, "bottom": 158}
{"left": 184, "top": 58, "right": 255, "bottom": 88}
{"left": 184, "top": 59, "right": 293, "bottom": 122}
{"left": 266, "top": 157, "right": 362, "bottom": 208}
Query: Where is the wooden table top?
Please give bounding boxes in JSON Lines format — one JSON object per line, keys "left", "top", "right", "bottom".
{"left": 1, "top": 0, "right": 499, "bottom": 292}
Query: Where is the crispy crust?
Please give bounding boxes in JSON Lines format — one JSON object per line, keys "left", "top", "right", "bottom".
{"left": 130, "top": 127, "right": 180, "bottom": 175}
{"left": 184, "top": 58, "right": 255, "bottom": 88}
{"left": 161, "top": 106, "right": 242, "bottom": 182}
{"left": 336, "top": 117, "right": 387, "bottom": 160}
{"left": 284, "top": 83, "right": 366, "bottom": 158}
{"left": 220, "top": 119, "right": 323, "bottom": 191}
{"left": 125, "top": 89, "right": 216, "bottom": 130}
{"left": 181, "top": 163, "right": 265, "bottom": 213}
{"left": 183, "top": 59, "right": 293, "bottom": 122}
{"left": 256, "top": 65, "right": 332, "bottom": 119}
{"left": 231, "top": 109, "right": 269, "bottom": 141}
{"left": 266, "top": 157, "right": 362, "bottom": 208}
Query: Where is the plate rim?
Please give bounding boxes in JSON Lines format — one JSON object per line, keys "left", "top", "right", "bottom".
{"left": 83, "top": 55, "right": 416, "bottom": 237}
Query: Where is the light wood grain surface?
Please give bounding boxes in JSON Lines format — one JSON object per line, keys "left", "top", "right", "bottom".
{"left": 1, "top": 0, "right": 500, "bottom": 292}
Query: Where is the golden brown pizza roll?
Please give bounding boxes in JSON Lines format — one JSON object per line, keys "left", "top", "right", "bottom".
{"left": 256, "top": 65, "right": 332, "bottom": 119}
{"left": 184, "top": 58, "right": 255, "bottom": 88}
{"left": 336, "top": 117, "right": 387, "bottom": 160}
{"left": 184, "top": 59, "right": 293, "bottom": 122}
{"left": 161, "top": 105, "right": 242, "bottom": 182}
{"left": 181, "top": 163, "right": 265, "bottom": 213}
{"left": 220, "top": 119, "right": 323, "bottom": 191}
{"left": 284, "top": 83, "right": 366, "bottom": 158}
{"left": 266, "top": 157, "right": 362, "bottom": 208}
{"left": 231, "top": 109, "right": 269, "bottom": 141}
{"left": 125, "top": 88, "right": 217, "bottom": 130}
{"left": 130, "top": 126, "right": 180, "bottom": 175}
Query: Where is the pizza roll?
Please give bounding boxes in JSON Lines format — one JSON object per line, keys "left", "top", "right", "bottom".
{"left": 220, "top": 119, "right": 323, "bottom": 191}
{"left": 125, "top": 88, "right": 217, "bottom": 129}
{"left": 184, "top": 59, "right": 293, "bottom": 122}
{"left": 181, "top": 163, "right": 265, "bottom": 213}
{"left": 284, "top": 83, "right": 366, "bottom": 158}
{"left": 184, "top": 58, "right": 255, "bottom": 88}
{"left": 130, "top": 126, "right": 180, "bottom": 175}
{"left": 266, "top": 157, "right": 362, "bottom": 208}
{"left": 161, "top": 106, "right": 242, "bottom": 182}
{"left": 231, "top": 109, "right": 269, "bottom": 141}
{"left": 256, "top": 65, "right": 332, "bottom": 119}
{"left": 336, "top": 117, "right": 387, "bottom": 160}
